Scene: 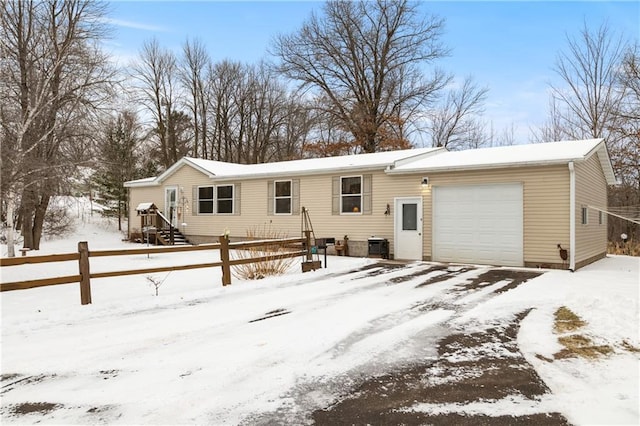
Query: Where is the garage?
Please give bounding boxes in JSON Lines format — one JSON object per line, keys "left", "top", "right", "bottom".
{"left": 432, "top": 183, "right": 523, "bottom": 267}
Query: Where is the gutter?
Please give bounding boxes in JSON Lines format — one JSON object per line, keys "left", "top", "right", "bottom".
{"left": 569, "top": 161, "right": 576, "bottom": 272}
{"left": 385, "top": 158, "right": 582, "bottom": 175}
{"left": 127, "top": 165, "right": 397, "bottom": 187}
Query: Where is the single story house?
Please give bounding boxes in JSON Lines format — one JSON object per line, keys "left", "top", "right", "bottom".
{"left": 124, "top": 138, "right": 616, "bottom": 270}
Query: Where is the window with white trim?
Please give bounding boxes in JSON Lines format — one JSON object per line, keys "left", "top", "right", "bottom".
{"left": 274, "top": 180, "right": 292, "bottom": 214}
{"left": 581, "top": 207, "right": 588, "bottom": 225}
{"left": 198, "top": 186, "right": 214, "bottom": 214}
{"left": 599, "top": 211, "right": 604, "bottom": 225}
{"left": 217, "top": 185, "right": 233, "bottom": 214}
{"left": 341, "top": 176, "right": 362, "bottom": 214}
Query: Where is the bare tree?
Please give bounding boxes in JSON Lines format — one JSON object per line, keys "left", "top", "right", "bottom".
{"left": 205, "top": 60, "right": 311, "bottom": 164}
{"left": 271, "top": 93, "right": 317, "bottom": 161}
{"left": 207, "top": 60, "right": 242, "bottom": 161}
{"left": 0, "top": 0, "right": 114, "bottom": 253}
{"left": 494, "top": 122, "right": 519, "bottom": 147}
{"left": 180, "top": 38, "right": 210, "bottom": 158}
{"left": 273, "top": 0, "right": 449, "bottom": 153}
{"left": 131, "top": 38, "right": 185, "bottom": 170}
{"left": 531, "top": 98, "right": 568, "bottom": 143}
{"left": 550, "top": 22, "right": 627, "bottom": 140}
{"left": 427, "top": 76, "right": 488, "bottom": 149}
{"left": 549, "top": 22, "right": 638, "bottom": 243}
{"left": 608, "top": 44, "right": 640, "bottom": 242}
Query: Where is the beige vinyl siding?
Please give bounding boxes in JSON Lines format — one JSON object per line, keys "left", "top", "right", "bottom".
{"left": 163, "top": 165, "right": 228, "bottom": 235}
{"left": 128, "top": 186, "right": 163, "bottom": 234}
{"left": 415, "top": 165, "right": 570, "bottom": 266}
{"left": 128, "top": 162, "right": 572, "bottom": 266}
{"left": 574, "top": 155, "right": 608, "bottom": 264}
{"left": 213, "top": 170, "right": 399, "bottom": 243}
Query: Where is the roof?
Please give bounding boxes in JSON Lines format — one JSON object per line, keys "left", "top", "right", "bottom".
{"left": 125, "top": 177, "right": 157, "bottom": 187}
{"left": 187, "top": 147, "right": 443, "bottom": 179}
{"left": 125, "top": 147, "right": 443, "bottom": 187}
{"left": 124, "top": 139, "right": 617, "bottom": 188}
{"left": 388, "top": 139, "right": 617, "bottom": 185}
{"left": 135, "top": 202, "right": 156, "bottom": 211}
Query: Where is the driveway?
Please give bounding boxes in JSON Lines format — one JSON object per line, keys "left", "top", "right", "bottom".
{"left": 240, "top": 262, "right": 567, "bottom": 425}
{"left": 303, "top": 263, "right": 566, "bottom": 425}
{"left": 2, "top": 260, "right": 571, "bottom": 425}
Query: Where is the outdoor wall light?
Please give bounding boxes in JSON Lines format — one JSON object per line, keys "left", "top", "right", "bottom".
{"left": 421, "top": 177, "right": 429, "bottom": 188}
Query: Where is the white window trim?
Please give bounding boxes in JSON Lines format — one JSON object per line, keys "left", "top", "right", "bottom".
{"left": 216, "top": 184, "right": 234, "bottom": 215}
{"left": 197, "top": 185, "right": 215, "bottom": 215}
{"left": 340, "top": 175, "right": 363, "bottom": 215}
{"left": 599, "top": 210, "right": 604, "bottom": 225}
{"left": 274, "top": 179, "right": 293, "bottom": 215}
{"left": 581, "top": 206, "right": 588, "bottom": 225}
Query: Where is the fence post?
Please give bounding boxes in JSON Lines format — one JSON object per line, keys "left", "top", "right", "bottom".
{"left": 219, "top": 235, "right": 231, "bottom": 286}
{"left": 304, "top": 230, "right": 312, "bottom": 261}
{"left": 78, "top": 241, "right": 92, "bottom": 305}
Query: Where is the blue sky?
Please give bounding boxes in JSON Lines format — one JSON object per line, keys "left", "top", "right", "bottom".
{"left": 106, "top": 1, "right": 640, "bottom": 144}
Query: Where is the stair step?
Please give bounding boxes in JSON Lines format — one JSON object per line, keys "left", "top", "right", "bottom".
{"left": 156, "top": 228, "right": 190, "bottom": 246}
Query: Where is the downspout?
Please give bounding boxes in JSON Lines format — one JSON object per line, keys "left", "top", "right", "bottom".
{"left": 568, "top": 161, "right": 576, "bottom": 272}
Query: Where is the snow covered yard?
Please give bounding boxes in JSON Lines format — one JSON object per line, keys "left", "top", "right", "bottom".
{"left": 1, "top": 218, "right": 639, "bottom": 425}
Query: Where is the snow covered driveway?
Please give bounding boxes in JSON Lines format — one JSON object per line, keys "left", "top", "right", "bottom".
{"left": 1, "top": 256, "right": 638, "bottom": 425}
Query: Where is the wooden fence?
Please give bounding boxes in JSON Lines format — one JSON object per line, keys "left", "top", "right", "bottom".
{"left": 0, "top": 233, "right": 313, "bottom": 305}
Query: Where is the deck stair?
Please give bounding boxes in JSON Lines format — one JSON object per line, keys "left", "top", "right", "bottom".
{"left": 154, "top": 210, "right": 191, "bottom": 246}
{"left": 156, "top": 228, "right": 190, "bottom": 245}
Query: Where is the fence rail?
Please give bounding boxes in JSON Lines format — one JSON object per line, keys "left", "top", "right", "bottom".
{"left": 0, "top": 233, "right": 311, "bottom": 305}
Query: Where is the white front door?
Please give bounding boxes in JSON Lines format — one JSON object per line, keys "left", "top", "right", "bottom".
{"left": 164, "top": 186, "right": 178, "bottom": 227}
{"left": 394, "top": 197, "right": 423, "bottom": 260}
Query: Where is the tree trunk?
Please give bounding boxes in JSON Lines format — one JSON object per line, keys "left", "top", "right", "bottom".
{"left": 118, "top": 200, "right": 122, "bottom": 231}
{"left": 31, "top": 193, "right": 51, "bottom": 250}
{"left": 20, "top": 187, "right": 35, "bottom": 249}
{"left": 5, "top": 192, "right": 17, "bottom": 258}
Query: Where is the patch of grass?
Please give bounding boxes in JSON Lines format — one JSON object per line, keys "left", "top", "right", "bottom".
{"left": 10, "top": 402, "right": 61, "bottom": 415}
{"left": 553, "top": 306, "right": 586, "bottom": 334}
{"left": 552, "top": 307, "right": 614, "bottom": 360}
{"left": 554, "top": 334, "right": 613, "bottom": 359}
{"left": 608, "top": 240, "right": 640, "bottom": 256}
{"left": 621, "top": 340, "right": 640, "bottom": 353}
{"left": 0, "top": 373, "right": 21, "bottom": 382}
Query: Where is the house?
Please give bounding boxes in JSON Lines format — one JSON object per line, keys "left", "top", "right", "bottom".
{"left": 124, "top": 138, "right": 616, "bottom": 270}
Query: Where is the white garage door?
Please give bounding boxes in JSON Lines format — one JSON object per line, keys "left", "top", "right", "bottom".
{"left": 433, "top": 183, "right": 523, "bottom": 267}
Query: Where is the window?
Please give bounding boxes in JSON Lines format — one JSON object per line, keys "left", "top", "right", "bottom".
{"left": 581, "top": 207, "right": 588, "bottom": 225}
{"left": 217, "top": 185, "right": 233, "bottom": 214}
{"left": 331, "top": 175, "right": 371, "bottom": 215}
{"left": 599, "top": 211, "right": 604, "bottom": 225}
{"left": 198, "top": 186, "right": 214, "bottom": 214}
{"left": 341, "top": 176, "right": 362, "bottom": 213}
{"left": 274, "top": 180, "right": 292, "bottom": 214}
{"left": 402, "top": 203, "right": 418, "bottom": 230}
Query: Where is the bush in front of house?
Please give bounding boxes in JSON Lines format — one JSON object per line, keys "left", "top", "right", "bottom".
{"left": 231, "top": 225, "right": 296, "bottom": 280}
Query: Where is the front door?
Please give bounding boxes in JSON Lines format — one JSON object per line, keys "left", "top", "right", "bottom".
{"left": 164, "top": 186, "right": 178, "bottom": 227}
{"left": 394, "top": 197, "right": 423, "bottom": 260}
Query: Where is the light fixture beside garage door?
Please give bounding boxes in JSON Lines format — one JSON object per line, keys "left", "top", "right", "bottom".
{"left": 421, "top": 177, "right": 429, "bottom": 188}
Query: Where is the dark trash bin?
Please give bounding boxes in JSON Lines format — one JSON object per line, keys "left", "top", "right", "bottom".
{"left": 368, "top": 237, "right": 389, "bottom": 259}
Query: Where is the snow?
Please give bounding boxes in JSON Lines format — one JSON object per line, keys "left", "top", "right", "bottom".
{"left": 128, "top": 147, "right": 442, "bottom": 186}
{"left": 1, "top": 209, "right": 639, "bottom": 424}
{"left": 389, "top": 138, "right": 611, "bottom": 175}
